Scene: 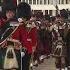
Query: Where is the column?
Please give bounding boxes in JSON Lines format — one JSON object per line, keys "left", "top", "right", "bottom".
{"left": 32, "top": 0, "right": 33, "bottom": 5}
{"left": 32, "top": 10, "right": 34, "bottom": 14}
{"left": 68, "top": 0, "right": 70, "bottom": 4}
{"left": 39, "top": 0, "right": 40, "bottom": 4}
{"left": 53, "top": 0, "right": 56, "bottom": 6}
{"left": 48, "top": 10, "right": 49, "bottom": 14}
{"left": 21, "top": 0, "right": 23, "bottom": 2}
{"left": 28, "top": 0, "right": 29, "bottom": 4}
{"left": 17, "top": 0, "right": 19, "bottom": 5}
{"left": 60, "top": 0, "right": 62, "bottom": 4}
{"left": 46, "top": 0, "right": 48, "bottom": 5}
{"left": 43, "top": 0, "right": 44, "bottom": 5}
{"left": 58, "top": 10, "right": 60, "bottom": 14}
{"left": 42, "top": 10, "right": 45, "bottom": 15}
{"left": 64, "top": 0, "right": 66, "bottom": 4}
{"left": 49, "top": 0, "right": 53, "bottom": 4}
{"left": 25, "top": 0, "right": 26, "bottom": 2}
{"left": 59, "top": 0, "right": 60, "bottom": 4}
{"left": 57, "top": 0, "right": 60, "bottom": 4}
{"left": 36, "top": 0, "right": 37, "bottom": 5}
{"left": 52, "top": 10, "right": 56, "bottom": 16}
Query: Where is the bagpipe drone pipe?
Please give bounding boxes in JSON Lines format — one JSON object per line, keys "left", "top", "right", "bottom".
{"left": 0, "top": 20, "right": 19, "bottom": 45}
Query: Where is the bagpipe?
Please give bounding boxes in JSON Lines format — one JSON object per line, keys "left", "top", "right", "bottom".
{"left": 0, "top": 20, "right": 27, "bottom": 69}
{"left": 51, "top": 21, "right": 67, "bottom": 57}
{"left": 0, "top": 20, "right": 19, "bottom": 45}
{"left": 0, "top": 19, "right": 38, "bottom": 70}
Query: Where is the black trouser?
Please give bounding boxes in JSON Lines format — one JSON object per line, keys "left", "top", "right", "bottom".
{"left": 15, "top": 50, "right": 21, "bottom": 70}
{"left": 22, "top": 52, "right": 31, "bottom": 70}
{"left": 1, "top": 48, "right": 7, "bottom": 69}
{"left": 66, "top": 46, "right": 70, "bottom": 67}
{"left": 0, "top": 48, "right": 3, "bottom": 69}
{"left": 55, "top": 57, "right": 66, "bottom": 69}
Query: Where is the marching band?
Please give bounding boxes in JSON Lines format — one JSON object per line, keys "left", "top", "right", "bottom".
{"left": 0, "top": 1, "right": 70, "bottom": 70}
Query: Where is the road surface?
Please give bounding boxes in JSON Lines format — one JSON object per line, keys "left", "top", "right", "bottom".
{"left": 33, "top": 57, "right": 56, "bottom": 70}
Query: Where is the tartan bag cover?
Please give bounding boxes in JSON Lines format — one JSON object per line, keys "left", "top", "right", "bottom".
{"left": 3, "top": 45, "right": 19, "bottom": 69}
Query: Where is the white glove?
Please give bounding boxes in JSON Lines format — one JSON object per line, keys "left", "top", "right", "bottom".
{"left": 21, "top": 52, "right": 25, "bottom": 57}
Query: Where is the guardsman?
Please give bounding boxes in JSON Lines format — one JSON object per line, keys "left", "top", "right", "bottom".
{"left": 0, "top": 2, "right": 18, "bottom": 70}
{"left": 12, "top": 2, "right": 37, "bottom": 70}
{"left": 53, "top": 17, "right": 67, "bottom": 70}
{"left": 64, "top": 21, "right": 70, "bottom": 70}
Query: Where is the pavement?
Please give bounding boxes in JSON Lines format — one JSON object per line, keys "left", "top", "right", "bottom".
{"left": 33, "top": 57, "right": 56, "bottom": 70}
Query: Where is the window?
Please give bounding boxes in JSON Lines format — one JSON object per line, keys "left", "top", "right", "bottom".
{"left": 33, "top": 0, "right": 36, "bottom": 4}
{"left": 46, "top": 0, "right": 48, "bottom": 4}
{"left": 0, "top": 0, "right": 1, "bottom": 3}
{"left": 40, "top": 0, "right": 42, "bottom": 4}
{"left": 34, "top": 10, "right": 42, "bottom": 14}
{"left": 26, "top": 0, "right": 28, "bottom": 3}
{"left": 1, "top": 0, "right": 3, "bottom": 2}
{"left": 45, "top": 10, "right": 48, "bottom": 15}
{"left": 48, "top": 0, "right": 49, "bottom": 4}
{"left": 62, "top": 0, "right": 64, "bottom": 4}
{"left": 66, "top": 0, "right": 68, "bottom": 4}
{"left": 0, "top": 0, "right": 1, "bottom": 5}
{"left": 23, "top": 0, "right": 25, "bottom": 2}
{"left": 37, "top": 0, "right": 39, "bottom": 4}
{"left": 49, "top": 10, "right": 52, "bottom": 16}
{"left": 44, "top": 0, "right": 46, "bottom": 4}
{"left": 50, "top": 0, "right": 53, "bottom": 4}
{"left": 29, "top": 0, "right": 32, "bottom": 4}
{"left": 59, "top": 0, "right": 60, "bottom": 4}
{"left": 0, "top": 0, "right": 3, "bottom": 5}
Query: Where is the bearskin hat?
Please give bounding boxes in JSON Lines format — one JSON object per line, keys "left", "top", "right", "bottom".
{"left": 17, "top": 2, "right": 32, "bottom": 20}
{"left": 51, "top": 16, "right": 56, "bottom": 22}
{"left": 2, "top": 2, "right": 16, "bottom": 14}
{"left": 45, "top": 14, "right": 51, "bottom": 22}
{"left": 60, "top": 9, "right": 68, "bottom": 19}
{"left": 3, "top": 0, "right": 17, "bottom": 6}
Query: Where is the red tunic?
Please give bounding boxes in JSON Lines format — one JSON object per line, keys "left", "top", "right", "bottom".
{"left": 12, "top": 25, "right": 37, "bottom": 54}
{"left": 0, "top": 18, "right": 6, "bottom": 28}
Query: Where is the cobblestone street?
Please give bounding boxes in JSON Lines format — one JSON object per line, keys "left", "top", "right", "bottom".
{"left": 33, "top": 57, "right": 56, "bottom": 70}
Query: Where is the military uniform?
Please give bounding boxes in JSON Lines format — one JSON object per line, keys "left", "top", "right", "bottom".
{"left": 0, "top": 2, "right": 18, "bottom": 69}
{"left": 53, "top": 22, "right": 67, "bottom": 69}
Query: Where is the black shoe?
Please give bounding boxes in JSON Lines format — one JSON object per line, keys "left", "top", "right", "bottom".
{"left": 34, "top": 64, "right": 38, "bottom": 67}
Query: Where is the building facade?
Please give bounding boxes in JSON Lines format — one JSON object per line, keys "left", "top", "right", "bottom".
{"left": 0, "top": 0, "right": 70, "bottom": 16}
{"left": 17, "top": 0, "right": 70, "bottom": 16}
